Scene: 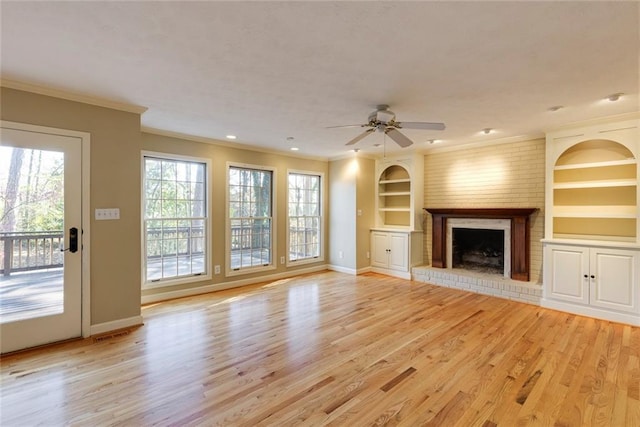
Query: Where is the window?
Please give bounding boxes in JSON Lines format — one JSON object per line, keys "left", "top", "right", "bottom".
{"left": 288, "top": 171, "right": 322, "bottom": 264}
{"left": 228, "top": 165, "right": 274, "bottom": 273}
{"left": 142, "top": 153, "right": 210, "bottom": 286}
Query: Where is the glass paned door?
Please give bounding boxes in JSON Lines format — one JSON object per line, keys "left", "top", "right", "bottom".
{"left": 0, "top": 125, "right": 83, "bottom": 353}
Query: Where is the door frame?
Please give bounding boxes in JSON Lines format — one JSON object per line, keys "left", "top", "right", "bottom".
{"left": 1, "top": 120, "right": 91, "bottom": 338}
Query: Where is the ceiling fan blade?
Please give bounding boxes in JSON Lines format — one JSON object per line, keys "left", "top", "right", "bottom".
{"left": 326, "top": 124, "right": 367, "bottom": 129}
{"left": 396, "top": 121, "right": 446, "bottom": 131}
{"left": 345, "top": 128, "right": 375, "bottom": 145}
{"left": 385, "top": 128, "right": 414, "bottom": 148}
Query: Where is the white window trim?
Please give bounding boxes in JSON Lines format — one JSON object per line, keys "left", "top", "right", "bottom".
{"left": 225, "top": 161, "right": 277, "bottom": 277}
{"left": 286, "top": 169, "right": 325, "bottom": 267}
{"left": 141, "top": 150, "right": 212, "bottom": 289}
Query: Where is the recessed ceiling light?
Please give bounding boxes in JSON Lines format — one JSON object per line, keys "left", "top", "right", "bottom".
{"left": 427, "top": 139, "right": 442, "bottom": 144}
{"left": 607, "top": 93, "right": 623, "bottom": 102}
{"left": 290, "top": 147, "right": 299, "bottom": 151}
{"left": 226, "top": 135, "right": 237, "bottom": 140}
{"left": 353, "top": 148, "right": 360, "bottom": 153}
{"left": 548, "top": 105, "right": 563, "bottom": 112}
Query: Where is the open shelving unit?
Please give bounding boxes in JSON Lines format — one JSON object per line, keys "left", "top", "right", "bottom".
{"left": 377, "top": 165, "right": 412, "bottom": 228}
{"left": 551, "top": 139, "right": 637, "bottom": 241}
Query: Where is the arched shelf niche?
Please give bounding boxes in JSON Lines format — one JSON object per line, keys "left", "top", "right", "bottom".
{"left": 552, "top": 139, "right": 637, "bottom": 241}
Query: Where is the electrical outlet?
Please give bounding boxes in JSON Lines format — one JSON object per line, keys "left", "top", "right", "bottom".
{"left": 214, "top": 265, "right": 220, "bottom": 274}
{"left": 280, "top": 256, "right": 285, "bottom": 264}
{"left": 366, "top": 251, "right": 370, "bottom": 259}
{"left": 339, "top": 251, "right": 343, "bottom": 259}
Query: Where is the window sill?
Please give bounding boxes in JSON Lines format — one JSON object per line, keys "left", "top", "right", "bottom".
{"left": 142, "top": 273, "right": 212, "bottom": 290}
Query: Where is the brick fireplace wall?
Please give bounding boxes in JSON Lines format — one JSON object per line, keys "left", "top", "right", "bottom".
{"left": 423, "top": 138, "right": 545, "bottom": 283}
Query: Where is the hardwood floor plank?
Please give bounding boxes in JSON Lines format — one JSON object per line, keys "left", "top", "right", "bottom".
{"left": 1, "top": 271, "right": 637, "bottom": 426}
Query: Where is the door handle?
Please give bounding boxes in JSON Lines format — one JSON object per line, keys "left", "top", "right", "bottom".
{"left": 69, "top": 227, "right": 78, "bottom": 253}
{"left": 61, "top": 227, "right": 79, "bottom": 253}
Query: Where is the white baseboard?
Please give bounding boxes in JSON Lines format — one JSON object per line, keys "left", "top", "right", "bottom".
{"left": 327, "top": 264, "right": 358, "bottom": 275}
{"left": 370, "top": 267, "right": 411, "bottom": 280}
{"left": 356, "top": 266, "right": 372, "bottom": 275}
{"left": 90, "top": 315, "right": 144, "bottom": 336}
{"left": 141, "top": 264, "right": 329, "bottom": 304}
{"left": 541, "top": 298, "right": 640, "bottom": 326}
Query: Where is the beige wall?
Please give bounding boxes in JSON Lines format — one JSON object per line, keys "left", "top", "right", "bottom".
{"left": 141, "top": 132, "right": 329, "bottom": 297}
{"left": 1, "top": 87, "right": 142, "bottom": 325}
{"left": 356, "top": 157, "right": 375, "bottom": 270}
{"left": 328, "top": 157, "right": 357, "bottom": 268}
{"left": 423, "top": 138, "right": 546, "bottom": 283}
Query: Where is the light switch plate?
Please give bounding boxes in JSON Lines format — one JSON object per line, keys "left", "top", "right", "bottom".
{"left": 95, "top": 208, "right": 120, "bottom": 220}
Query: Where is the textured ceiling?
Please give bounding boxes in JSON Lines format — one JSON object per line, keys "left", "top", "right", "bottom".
{"left": 1, "top": 1, "right": 638, "bottom": 159}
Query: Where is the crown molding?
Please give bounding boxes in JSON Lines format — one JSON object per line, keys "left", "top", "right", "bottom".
{"left": 0, "top": 78, "right": 148, "bottom": 114}
{"left": 543, "top": 111, "right": 640, "bottom": 134}
{"left": 418, "top": 133, "right": 544, "bottom": 154}
{"left": 141, "top": 127, "right": 329, "bottom": 162}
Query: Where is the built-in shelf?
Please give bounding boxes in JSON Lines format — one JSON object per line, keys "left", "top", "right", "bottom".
{"left": 546, "top": 123, "right": 639, "bottom": 242}
{"left": 553, "top": 159, "right": 636, "bottom": 170}
{"left": 379, "top": 191, "right": 411, "bottom": 196}
{"left": 553, "top": 179, "right": 636, "bottom": 189}
{"left": 379, "top": 178, "right": 411, "bottom": 184}
{"left": 379, "top": 207, "right": 411, "bottom": 212}
{"left": 553, "top": 205, "right": 636, "bottom": 218}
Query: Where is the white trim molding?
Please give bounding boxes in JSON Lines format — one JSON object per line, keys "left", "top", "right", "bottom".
{"left": 90, "top": 316, "right": 144, "bottom": 336}
{"left": 1, "top": 78, "right": 148, "bottom": 114}
{"left": 141, "top": 264, "right": 328, "bottom": 304}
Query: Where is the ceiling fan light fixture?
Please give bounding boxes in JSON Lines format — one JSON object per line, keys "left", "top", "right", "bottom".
{"left": 548, "top": 105, "right": 563, "bottom": 112}
{"left": 482, "top": 128, "right": 493, "bottom": 135}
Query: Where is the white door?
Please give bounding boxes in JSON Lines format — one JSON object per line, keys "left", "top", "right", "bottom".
{"left": 388, "top": 233, "right": 408, "bottom": 271}
{"left": 1, "top": 124, "right": 83, "bottom": 353}
{"left": 545, "top": 244, "right": 589, "bottom": 304}
{"left": 590, "top": 248, "right": 639, "bottom": 314}
{"left": 371, "top": 232, "right": 390, "bottom": 268}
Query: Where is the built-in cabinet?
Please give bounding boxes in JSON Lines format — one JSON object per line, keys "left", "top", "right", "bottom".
{"left": 542, "top": 117, "right": 640, "bottom": 325}
{"left": 370, "top": 230, "right": 423, "bottom": 279}
{"left": 371, "top": 155, "right": 424, "bottom": 278}
{"left": 544, "top": 243, "right": 639, "bottom": 317}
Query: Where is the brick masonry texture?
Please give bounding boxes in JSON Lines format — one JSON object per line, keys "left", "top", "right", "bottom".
{"left": 422, "top": 138, "right": 545, "bottom": 284}
{"left": 412, "top": 266, "right": 543, "bottom": 306}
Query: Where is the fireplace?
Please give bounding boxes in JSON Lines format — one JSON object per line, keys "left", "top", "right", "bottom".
{"left": 448, "top": 219, "right": 510, "bottom": 277}
{"left": 425, "top": 208, "right": 536, "bottom": 281}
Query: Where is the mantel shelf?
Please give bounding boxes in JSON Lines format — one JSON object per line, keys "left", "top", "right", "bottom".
{"left": 424, "top": 208, "right": 537, "bottom": 218}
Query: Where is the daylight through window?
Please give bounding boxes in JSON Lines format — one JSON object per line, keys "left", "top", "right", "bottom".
{"left": 143, "top": 155, "right": 208, "bottom": 284}
{"left": 228, "top": 166, "right": 273, "bottom": 271}
{"left": 288, "top": 172, "right": 321, "bottom": 262}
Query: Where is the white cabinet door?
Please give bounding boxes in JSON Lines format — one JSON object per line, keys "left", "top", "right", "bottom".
{"left": 545, "top": 244, "right": 589, "bottom": 305}
{"left": 371, "top": 232, "right": 390, "bottom": 268}
{"left": 388, "top": 233, "right": 408, "bottom": 271}
{"left": 590, "top": 248, "right": 639, "bottom": 314}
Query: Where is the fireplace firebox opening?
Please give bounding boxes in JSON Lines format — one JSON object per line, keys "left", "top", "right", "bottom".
{"left": 452, "top": 228, "right": 505, "bottom": 275}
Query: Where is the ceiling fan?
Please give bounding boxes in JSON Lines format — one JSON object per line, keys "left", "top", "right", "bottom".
{"left": 329, "top": 104, "right": 445, "bottom": 148}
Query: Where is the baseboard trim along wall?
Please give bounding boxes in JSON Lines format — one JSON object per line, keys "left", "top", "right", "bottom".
{"left": 90, "top": 315, "right": 144, "bottom": 336}
{"left": 141, "top": 264, "right": 329, "bottom": 305}
{"left": 327, "top": 264, "right": 357, "bottom": 275}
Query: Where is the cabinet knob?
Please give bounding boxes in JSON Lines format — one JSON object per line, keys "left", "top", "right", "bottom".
{"left": 584, "top": 274, "right": 588, "bottom": 279}
{"left": 590, "top": 275, "right": 595, "bottom": 279}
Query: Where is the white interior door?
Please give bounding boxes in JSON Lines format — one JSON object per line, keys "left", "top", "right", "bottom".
{"left": 1, "top": 125, "right": 83, "bottom": 353}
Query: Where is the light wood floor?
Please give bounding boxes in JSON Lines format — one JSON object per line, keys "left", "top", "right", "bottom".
{"left": 1, "top": 271, "right": 639, "bottom": 426}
